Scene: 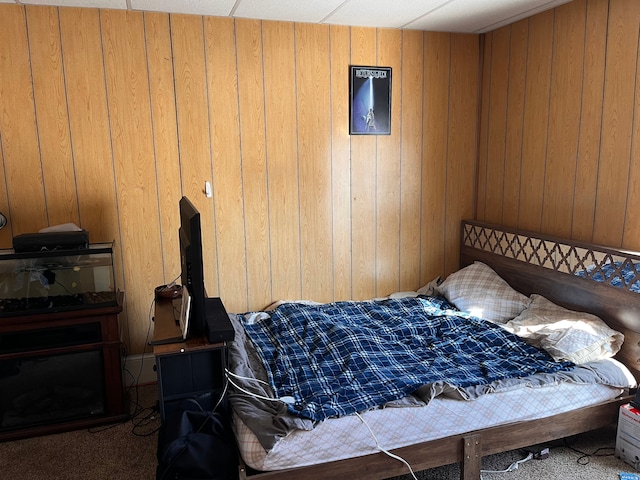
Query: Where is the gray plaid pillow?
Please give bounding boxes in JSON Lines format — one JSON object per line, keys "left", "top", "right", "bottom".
{"left": 436, "top": 261, "right": 530, "bottom": 323}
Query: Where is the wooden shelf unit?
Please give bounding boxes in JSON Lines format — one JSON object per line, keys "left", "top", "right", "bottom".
{"left": 0, "top": 292, "right": 127, "bottom": 442}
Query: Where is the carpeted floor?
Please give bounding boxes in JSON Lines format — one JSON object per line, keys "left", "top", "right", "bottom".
{"left": 0, "top": 383, "right": 160, "bottom": 480}
{"left": 1, "top": 383, "right": 639, "bottom": 480}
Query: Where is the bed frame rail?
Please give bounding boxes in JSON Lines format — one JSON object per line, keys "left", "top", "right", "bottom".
{"left": 239, "top": 397, "right": 628, "bottom": 480}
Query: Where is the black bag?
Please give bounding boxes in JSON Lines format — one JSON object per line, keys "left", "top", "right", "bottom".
{"left": 156, "top": 400, "right": 238, "bottom": 480}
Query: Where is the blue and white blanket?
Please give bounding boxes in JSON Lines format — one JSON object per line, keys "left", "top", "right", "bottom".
{"left": 576, "top": 261, "right": 640, "bottom": 292}
{"left": 241, "top": 296, "right": 574, "bottom": 423}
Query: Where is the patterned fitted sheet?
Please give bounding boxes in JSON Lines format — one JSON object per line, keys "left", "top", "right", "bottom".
{"left": 233, "top": 374, "right": 628, "bottom": 472}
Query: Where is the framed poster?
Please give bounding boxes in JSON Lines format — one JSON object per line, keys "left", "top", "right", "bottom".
{"left": 349, "top": 66, "right": 392, "bottom": 135}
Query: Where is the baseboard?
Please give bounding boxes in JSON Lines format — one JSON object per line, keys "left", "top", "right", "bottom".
{"left": 123, "top": 353, "right": 157, "bottom": 386}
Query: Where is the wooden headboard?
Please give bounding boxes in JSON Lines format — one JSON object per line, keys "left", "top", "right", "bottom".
{"left": 460, "top": 220, "right": 640, "bottom": 381}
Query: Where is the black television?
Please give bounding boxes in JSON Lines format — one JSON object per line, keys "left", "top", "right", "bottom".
{"left": 179, "top": 196, "right": 206, "bottom": 338}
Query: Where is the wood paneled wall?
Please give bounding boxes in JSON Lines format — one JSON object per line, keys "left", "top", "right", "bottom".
{"left": 477, "top": 0, "right": 640, "bottom": 251}
{"left": 0, "top": 5, "right": 479, "bottom": 354}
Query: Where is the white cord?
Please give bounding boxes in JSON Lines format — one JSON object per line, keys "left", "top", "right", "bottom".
{"left": 480, "top": 452, "right": 533, "bottom": 478}
{"left": 225, "top": 368, "right": 271, "bottom": 387}
{"left": 355, "top": 412, "right": 418, "bottom": 480}
{"left": 225, "top": 374, "right": 287, "bottom": 403}
{"left": 212, "top": 377, "right": 229, "bottom": 412}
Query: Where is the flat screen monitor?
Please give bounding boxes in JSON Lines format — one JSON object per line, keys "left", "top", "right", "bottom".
{"left": 179, "top": 196, "right": 206, "bottom": 337}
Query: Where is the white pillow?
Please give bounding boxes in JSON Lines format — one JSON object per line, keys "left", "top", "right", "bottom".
{"left": 503, "top": 294, "right": 624, "bottom": 364}
{"left": 436, "top": 261, "right": 530, "bottom": 323}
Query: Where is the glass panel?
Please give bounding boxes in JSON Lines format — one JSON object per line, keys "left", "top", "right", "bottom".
{"left": 0, "top": 350, "right": 105, "bottom": 431}
{"left": 0, "top": 243, "right": 116, "bottom": 317}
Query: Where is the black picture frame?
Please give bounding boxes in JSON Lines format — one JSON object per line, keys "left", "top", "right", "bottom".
{"left": 349, "top": 65, "right": 392, "bottom": 135}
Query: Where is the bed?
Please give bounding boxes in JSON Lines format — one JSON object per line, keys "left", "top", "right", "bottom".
{"left": 227, "top": 220, "right": 640, "bottom": 480}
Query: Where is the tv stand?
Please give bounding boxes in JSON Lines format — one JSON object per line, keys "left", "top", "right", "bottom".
{"left": 0, "top": 292, "right": 127, "bottom": 441}
{"left": 152, "top": 298, "right": 226, "bottom": 420}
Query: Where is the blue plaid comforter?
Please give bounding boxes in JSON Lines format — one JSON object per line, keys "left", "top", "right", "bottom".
{"left": 241, "top": 296, "right": 573, "bottom": 422}
{"left": 576, "top": 261, "right": 640, "bottom": 292}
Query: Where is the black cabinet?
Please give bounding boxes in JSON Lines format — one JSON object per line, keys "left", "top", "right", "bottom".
{"left": 153, "top": 299, "right": 226, "bottom": 420}
{"left": 0, "top": 294, "right": 127, "bottom": 441}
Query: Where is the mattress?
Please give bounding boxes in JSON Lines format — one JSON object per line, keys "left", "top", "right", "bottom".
{"left": 233, "top": 369, "right": 628, "bottom": 472}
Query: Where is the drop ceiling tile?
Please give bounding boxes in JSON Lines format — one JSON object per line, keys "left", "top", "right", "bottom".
{"left": 405, "top": 0, "right": 572, "bottom": 33}
{"left": 2, "top": 0, "right": 576, "bottom": 33}
{"left": 324, "top": 0, "right": 447, "bottom": 29}
{"left": 232, "top": 0, "right": 346, "bottom": 24}
{"left": 23, "top": 0, "right": 127, "bottom": 8}
{"left": 130, "top": 0, "right": 236, "bottom": 16}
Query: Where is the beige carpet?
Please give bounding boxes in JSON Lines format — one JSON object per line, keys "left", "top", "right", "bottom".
{"left": 1, "top": 384, "right": 160, "bottom": 480}
{"left": 1, "top": 384, "right": 638, "bottom": 480}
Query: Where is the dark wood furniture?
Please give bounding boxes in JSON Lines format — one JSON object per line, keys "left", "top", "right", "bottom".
{"left": 153, "top": 298, "right": 226, "bottom": 421}
{"left": 0, "top": 292, "right": 127, "bottom": 442}
{"left": 237, "top": 220, "right": 640, "bottom": 480}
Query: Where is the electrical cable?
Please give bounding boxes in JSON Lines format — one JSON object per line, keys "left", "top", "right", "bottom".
{"left": 225, "top": 368, "right": 271, "bottom": 387}
{"left": 557, "top": 436, "right": 615, "bottom": 466}
{"left": 119, "top": 280, "right": 182, "bottom": 440}
{"left": 355, "top": 412, "right": 419, "bottom": 480}
{"left": 480, "top": 451, "right": 533, "bottom": 477}
{"left": 225, "top": 375, "right": 286, "bottom": 403}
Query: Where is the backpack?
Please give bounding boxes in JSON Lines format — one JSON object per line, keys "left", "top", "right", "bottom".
{"left": 156, "top": 400, "right": 238, "bottom": 480}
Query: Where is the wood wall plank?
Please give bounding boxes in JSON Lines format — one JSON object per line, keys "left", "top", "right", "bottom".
{"left": 375, "top": 28, "right": 402, "bottom": 296}
{"left": 594, "top": 0, "right": 640, "bottom": 247}
{"left": 101, "top": 9, "right": 163, "bottom": 349}
{"left": 518, "top": 10, "right": 554, "bottom": 232}
{"left": 329, "top": 25, "right": 352, "bottom": 301}
{"left": 624, "top": 8, "right": 640, "bottom": 248}
{"left": 58, "top": 7, "right": 125, "bottom": 342}
{"left": 204, "top": 17, "right": 248, "bottom": 313}
{"left": 144, "top": 12, "right": 182, "bottom": 284}
{"left": 59, "top": 8, "right": 119, "bottom": 243}
{"left": 350, "top": 27, "right": 377, "bottom": 300}
{"left": 445, "top": 34, "right": 479, "bottom": 275}
{"left": 26, "top": 6, "right": 79, "bottom": 227}
{"left": 263, "top": 21, "right": 302, "bottom": 302}
{"left": 0, "top": 6, "right": 47, "bottom": 235}
{"left": 235, "top": 19, "right": 271, "bottom": 309}
{"left": 421, "top": 32, "right": 450, "bottom": 285}
{"left": 541, "top": 0, "right": 585, "bottom": 238}
{"left": 399, "top": 29, "right": 423, "bottom": 291}
{"left": 171, "top": 14, "right": 219, "bottom": 298}
{"left": 296, "top": 23, "right": 333, "bottom": 302}
{"left": 475, "top": 31, "right": 491, "bottom": 222}
{"left": 502, "top": 20, "right": 528, "bottom": 228}
{"left": 484, "top": 27, "right": 509, "bottom": 225}
{"left": 572, "top": 0, "right": 607, "bottom": 242}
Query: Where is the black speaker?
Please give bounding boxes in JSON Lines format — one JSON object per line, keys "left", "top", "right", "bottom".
{"left": 13, "top": 230, "right": 89, "bottom": 253}
{"left": 205, "top": 297, "right": 234, "bottom": 343}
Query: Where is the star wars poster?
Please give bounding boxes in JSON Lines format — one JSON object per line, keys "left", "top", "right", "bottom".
{"left": 349, "top": 66, "right": 392, "bottom": 135}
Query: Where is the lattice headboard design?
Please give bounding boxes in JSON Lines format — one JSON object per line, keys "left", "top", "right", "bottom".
{"left": 462, "top": 221, "right": 640, "bottom": 294}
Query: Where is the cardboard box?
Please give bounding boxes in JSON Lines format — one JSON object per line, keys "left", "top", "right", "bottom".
{"left": 616, "top": 404, "right": 640, "bottom": 471}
